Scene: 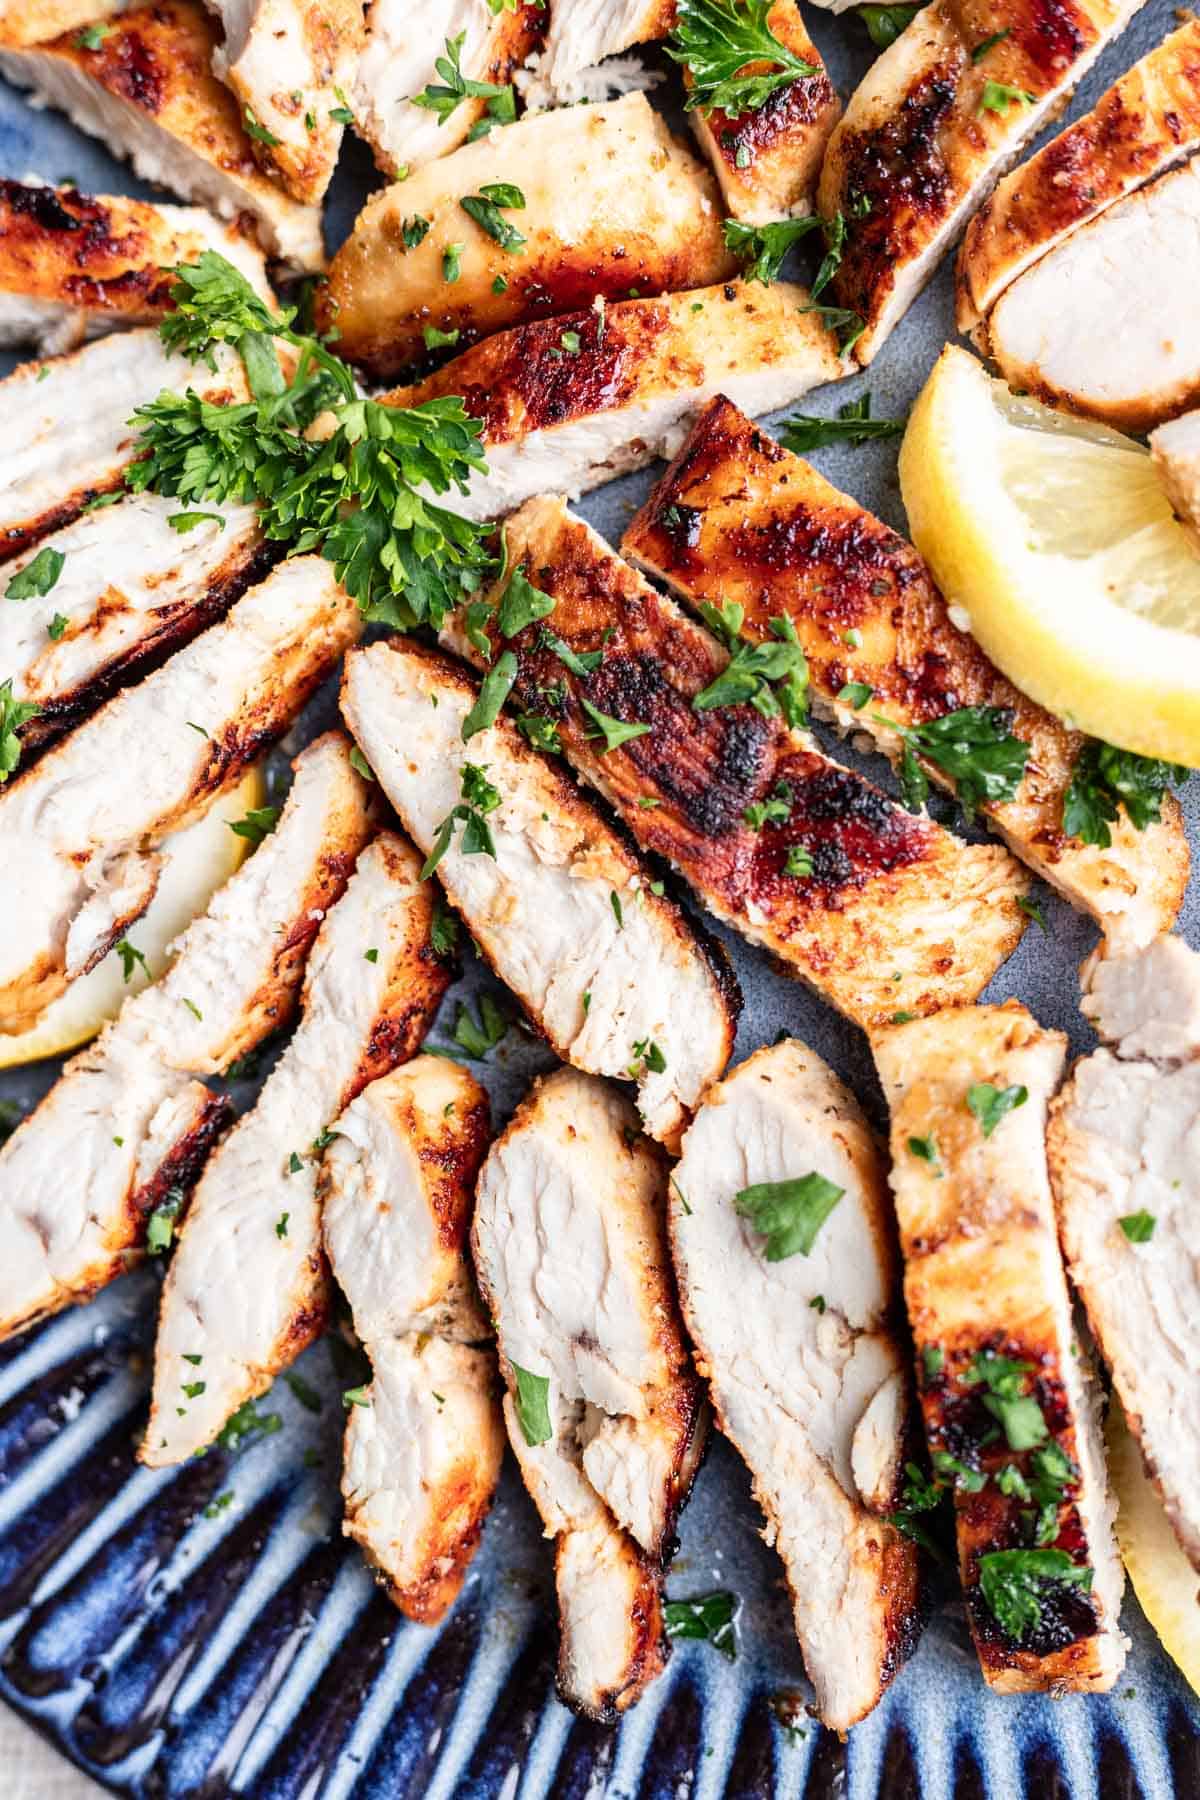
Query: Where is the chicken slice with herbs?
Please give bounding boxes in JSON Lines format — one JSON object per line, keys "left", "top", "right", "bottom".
{"left": 876, "top": 1004, "right": 1127, "bottom": 1691}
{"left": 143, "top": 832, "right": 451, "bottom": 1466}
{"left": 317, "top": 93, "right": 736, "bottom": 377}
{"left": 0, "top": 555, "right": 359, "bottom": 1036}
{"left": 670, "top": 1040, "right": 919, "bottom": 1729}
{"left": 472, "top": 1067, "right": 705, "bottom": 1717}
{"left": 1152, "top": 407, "right": 1200, "bottom": 549}
{"left": 380, "top": 282, "right": 841, "bottom": 521}
{"left": 323, "top": 1057, "right": 504, "bottom": 1621}
{"left": 536, "top": 0, "right": 674, "bottom": 96}
{"left": 443, "top": 494, "right": 1029, "bottom": 1032}
{"left": 340, "top": 638, "right": 738, "bottom": 1151}
{"left": 1048, "top": 936, "right": 1200, "bottom": 1571}
{"left": 623, "top": 395, "right": 1188, "bottom": 948}
{"left": 0, "top": 732, "right": 373, "bottom": 1340}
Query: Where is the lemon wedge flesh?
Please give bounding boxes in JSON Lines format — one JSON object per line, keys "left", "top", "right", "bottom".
{"left": 899, "top": 345, "right": 1200, "bottom": 767}
{"left": 1107, "top": 1395, "right": 1200, "bottom": 1696}
{"left": 0, "top": 764, "right": 265, "bottom": 1070}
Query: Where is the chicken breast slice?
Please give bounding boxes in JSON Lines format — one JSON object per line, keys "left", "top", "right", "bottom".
{"left": 317, "top": 92, "right": 736, "bottom": 378}
{"left": 340, "top": 638, "right": 738, "bottom": 1151}
{"left": 442, "top": 494, "right": 1029, "bottom": 1032}
{"left": 0, "top": 732, "right": 373, "bottom": 1340}
{"left": 670, "top": 1040, "right": 919, "bottom": 1729}
{"left": 0, "top": 555, "right": 359, "bottom": 1036}
{"left": 817, "top": 0, "right": 1150, "bottom": 363}
{"left": 623, "top": 396, "right": 1189, "bottom": 949}
{"left": 1048, "top": 935, "right": 1200, "bottom": 1569}
{"left": 1151, "top": 406, "right": 1200, "bottom": 549}
{"left": 323, "top": 1057, "right": 504, "bottom": 1622}
{"left": 143, "top": 832, "right": 451, "bottom": 1466}
{"left": 353, "top": 0, "right": 543, "bottom": 179}
{"left": 876, "top": 1003, "right": 1126, "bottom": 1692}
{"left": 379, "top": 282, "right": 841, "bottom": 521}
{"left": 472, "top": 1067, "right": 705, "bottom": 1717}
{"left": 0, "top": 0, "right": 325, "bottom": 270}
{"left": 537, "top": 0, "right": 674, "bottom": 94}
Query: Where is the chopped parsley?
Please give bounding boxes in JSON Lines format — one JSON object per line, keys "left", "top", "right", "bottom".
{"left": 668, "top": 0, "right": 819, "bottom": 116}
{"left": 401, "top": 215, "right": 430, "bottom": 250}
{"left": 838, "top": 681, "right": 874, "bottom": 709}
{"left": 723, "top": 215, "right": 821, "bottom": 285}
{"left": 243, "top": 107, "right": 281, "bottom": 146}
{"left": 966, "top": 1081, "right": 1028, "bottom": 1138}
{"left": 797, "top": 302, "right": 866, "bottom": 355}
{"left": 443, "top": 242, "right": 464, "bottom": 282}
{"left": 581, "top": 696, "right": 651, "bottom": 753}
{"left": 215, "top": 1397, "right": 282, "bottom": 1452}
{"left": 663, "top": 1590, "right": 738, "bottom": 1659}
{"left": 430, "top": 895, "right": 460, "bottom": 958}
{"left": 517, "top": 712, "right": 561, "bottom": 753}
{"left": 497, "top": 564, "right": 555, "bottom": 638}
{"left": 693, "top": 616, "right": 808, "bottom": 724}
{"left": 743, "top": 780, "right": 793, "bottom": 830}
{"left": 462, "top": 652, "right": 518, "bottom": 740}
{"left": 978, "top": 1548, "right": 1092, "bottom": 1642}
{"left": 285, "top": 1372, "right": 322, "bottom": 1412}
{"left": 511, "top": 1361, "right": 552, "bottom": 1445}
{"left": 228, "top": 804, "right": 280, "bottom": 846}
{"left": 907, "top": 1134, "right": 939, "bottom": 1168}
{"left": 1018, "top": 894, "right": 1048, "bottom": 931}
{"left": 182, "top": 998, "right": 203, "bottom": 1022}
{"left": 75, "top": 21, "right": 113, "bottom": 47}
{"left": 784, "top": 844, "right": 813, "bottom": 877}
{"left": 0, "top": 680, "right": 39, "bottom": 783}
{"left": 857, "top": 3, "right": 920, "bottom": 47}
{"left": 167, "top": 510, "right": 224, "bottom": 533}
{"left": 412, "top": 33, "right": 513, "bottom": 126}
{"left": 450, "top": 992, "right": 509, "bottom": 1059}
{"left": 734, "top": 1171, "right": 844, "bottom": 1260}
{"left": 349, "top": 745, "right": 375, "bottom": 782}
{"left": 872, "top": 704, "right": 1029, "bottom": 817}
{"left": 423, "top": 324, "right": 461, "bottom": 351}
{"left": 781, "top": 392, "right": 906, "bottom": 453}
{"left": 342, "top": 1386, "right": 371, "bottom": 1409}
{"left": 421, "top": 761, "right": 502, "bottom": 877}
{"left": 1063, "top": 741, "right": 1188, "bottom": 848}
{"left": 146, "top": 1187, "right": 185, "bottom": 1254}
{"left": 47, "top": 612, "right": 68, "bottom": 640}
{"left": 115, "top": 939, "right": 149, "bottom": 983}
{"left": 972, "top": 26, "right": 1011, "bottom": 58}
{"left": 628, "top": 1037, "right": 667, "bottom": 1077}
{"left": 460, "top": 190, "right": 527, "bottom": 253}
{"left": 287, "top": 1152, "right": 303, "bottom": 1175}
{"left": 610, "top": 890, "right": 624, "bottom": 928}
{"left": 6, "top": 544, "right": 64, "bottom": 600}
{"left": 1118, "top": 1210, "right": 1156, "bottom": 1243}
{"left": 978, "top": 79, "right": 1036, "bottom": 115}
{"left": 538, "top": 627, "right": 606, "bottom": 676}
{"left": 275, "top": 1213, "right": 289, "bottom": 1239}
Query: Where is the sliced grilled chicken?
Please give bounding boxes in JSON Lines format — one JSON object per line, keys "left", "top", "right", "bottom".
{"left": 353, "top": 0, "right": 543, "bottom": 179}
{"left": 0, "top": 555, "right": 359, "bottom": 1036}
{"left": 0, "top": 492, "right": 269, "bottom": 752}
{"left": 816, "top": 0, "right": 1150, "bottom": 363}
{"left": 876, "top": 1004, "right": 1127, "bottom": 1692}
{"left": 0, "top": 0, "right": 128, "bottom": 46}
{"left": 957, "top": 18, "right": 1200, "bottom": 332}
{"left": 472, "top": 1066, "right": 704, "bottom": 1718}
{"left": 340, "top": 638, "right": 738, "bottom": 1150}
{"left": 0, "top": 179, "right": 271, "bottom": 355}
{"left": 623, "top": 396, "right": 1189, "bottom": 948}
{"left": 443, "top": 494, "right": 1028, "bottom": 1032}
{"left": 979, "top": 156, "right": 1200, "bottom": 431}
{"left": 0, "top": 732, "right": 372, "bottom": 1340}
{"left": 323, "top": 1057, "right": 504, "bottom": 1621}
{"left": 670, "top": 1040, "right": 919, "bottom": 1728}
{"left": 205, "top": 0, "right": 364, "bottom": 204}
{"left": 1048, "top": 936, "right": 1200, "bottom": 1570}
{"left": 1152, "top": 406, "right": 1200, "bottom": 549}
{"left": 0, "top": 332, "right": 250, "bottom": 560}
{"left": 0, "top": 0, "right": 325, "bottom": 270}
{"left": 317, "top": 93, "right": 736, "bottom": 377}
{"left": 538, "top": 0, "right": 673, "bottom": 94}
{"left": 380, "top": 282, "right": 841, "bottom": 520}
{"left": 143, "top": 831, "right": 450, "bottom": 1466}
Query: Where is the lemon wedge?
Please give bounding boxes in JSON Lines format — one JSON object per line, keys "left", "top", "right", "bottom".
{"left": 1107, "top": 1395, "right": 1200, "bottom": 1696}
{"left": 0, "top": 764, "right": 265, "bottom": 1070}
{"left": 899, "top": 345, "right": 1200, "bottom": 767}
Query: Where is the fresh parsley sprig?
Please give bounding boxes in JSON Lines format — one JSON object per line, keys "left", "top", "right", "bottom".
{"left": 1063, "top": 740, "right": 1188, "bottom": 848}
{"left": 668, "top": 0, "right": 819, "bottom": 116}
{"left": 723, "top": 215, "right": 821, "bottom": 285}
{"left": 734, "top": 1171, "right": 844, "bottom": 1260}
{"left": 872, "top": 704, "right": 1029, "bottom": 817}
{"left": 693, "top": 616, "right": 809, "bottom": 725}
{"left": 421, "top": 763, "right": 502, "bottom": 877}
{"left": 411, "top": 33, "right": 514, "bottom": 127}
{"left": 781, "top": 392, "right": 906, "bottom": 453}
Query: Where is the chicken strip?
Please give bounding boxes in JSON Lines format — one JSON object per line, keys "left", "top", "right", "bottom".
{"left": 623, "top": 395, "right": 1188, "bottom": 948}
{"left": 323, "top": 1057, "right": 504, "bottom": 1622}
{"left": 1048, "top": 936, "right": 1200, "bottom": 1571}
{"left": 443, "top": 494, "right": 1028, "bottom": 1033}
{"left": 816, "top": 0, "right": 1150, "bottom": 363}
{"left": 317, "top": 93, "right": 736, "bottom": 377}
{"left": 957, "top": 17, "right": 1200, "bottom": 332}
{"left": 0, "top": 555, "right": 359, "bottom": 1036}
{"left": 353, "top": 0, "right": 543, "bottom": 180}
{"left": 0, "top": 0, "right": 325, "bottom": 270}
{"left": 339, "top": 638, "right": 738, "bottom": 1150}
{"left": 379, "top": 282, "right": 841, "bottom": 521}
{"left": 0, "top": 733, "right": 372, "bottom": 1341}
{"left": 875, "top": 1004, "right": 1126, "bottom": 1692}
{"left": 472, "top": 1067, "right": 705, "bottom": 1718}
{"left": 0, "top": 179, "right": 271, "bottom": 356}
{"left": 537, "top": 0, "right": 674, "bottom": 94}
{"left": 670, "top": 1041, "right": 919, "bottom": 1729}
{"left": 0, "top": 492, "right": 270, "bottom": 753}
{"left": 1151, "top": 406, "right": 1200, "bottom": 549}
{"left": 143, "top": 831, "right": 450, "bottom": 1467}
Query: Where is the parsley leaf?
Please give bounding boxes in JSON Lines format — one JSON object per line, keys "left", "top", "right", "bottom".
{"left": 1118, "top": 1210, "right": 1156, "bottom": 1243}
{"left": 115, "top": 939, "right": 149, "bottom": 983}
{"left": 146, "top": 1187, "right": 185, "bottom": 1254}
{"left": 797, "top": 302, "right": 866, "bottom": 354}
{"left": 966, "top": 1082, "right": 1028, "bottom": 1138}
{"left": 6, "top": 545, "right": 64, "bottom": 600}
{"left": 908, "top": 1134, "right": 939, "bottom": 1168}
{"left": 460, "top": 192, "right": 527, "bottom": 253}
{"left": 1063, "top": 741, "right": 1187, "bottom": 847}
{"left": 858, "top": 2, "right": 920, "bottom": 46}
{"left": 75, "top": 21, "right": 113, "bottom": 47}
{"left": 497, "top": 564, "right": 555, "bottom": 638}
{"left": 839, "top": 681, "right": 874, "bottom": 709}
{"left": 972, "top": 26, "right": 1011, "bottom": 58}
{"left": 449, "top": 992, "right": 510, "bottom": 1058}
{"left": 243, "top": 106, "right": 281, "bottom": 146}
{"left": 723, "top": 214, "right": 821, "bottom": 284}
{"left": 462, "top": 651, "right": 518, "bottom": 740}
{"left": 216, "top": 1397, "right": 282, "bottom": 1452}
{"left": 511, "top": 1361, "right": 552, "bottom": 1445}
{"left": 784, "top": 844, "right": 813, "bottom": 877}
{"left": 693, "top": 616, "right": 808, "bottom": 722}
{"left": 581, "top": 696, "right": 651, "bottom": 753}
{"left": 781, "top": 392, "right": 906, "bottom": 453}
{"left": 421, "top": 762, "right": 502, "bottom": 877}
{"left": 734, "top": 1171, "right": 844, "bottom": 1260}
{"left": 663, "top": 1591, "right": 738, "bottom": 1659}
{"left": 402, "top": 214, "right": 430, "bottom": 250}
{"left": 228, "top": 804, "right": 280, "bottom": 846}
{"left": 978, "top": 79, "right": 1036, "bottom": 115}
{"left": 412, "top": 32, "right": 513, "bottom": 126}
{"left": 743, "top": 779, "right": 793, "bottom": 830}
{"left": 538, "top": 627, "right": 605, "bottom": 676}
{"left": 978, "top": 1549, "right": 1092, "bottom": 1643}
{"left": 430, "top": 895, "right": 460, "bottom": 958}
{"left": 872, "top": 704, "right": 1028, "bottom": 818}
{"left": 517, "top": 712, "right": 561, "bottom": 753}
{"left": 668, "top": 0, "right": 820, "bottom": 116}
{"left": 0, "top": 679, "right": 40, "bottom": 783}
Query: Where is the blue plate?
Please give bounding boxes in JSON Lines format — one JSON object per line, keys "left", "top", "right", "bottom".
{"left": 0, "top": 6, "right": 1197, "bottom": 1793}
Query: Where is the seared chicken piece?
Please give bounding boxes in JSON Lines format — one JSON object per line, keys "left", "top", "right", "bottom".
{"left": 317, "top": 93, "right": 736, "bottom": 377}
{"left": 323, "top": 1057, "right": 504, "bottom": 1621}
{"left": 817, "top": 0, "right": 1150, "bottom": 363}
{"left": 1048, "top": 936, "right": 1200, "bottom": 1570}
{"left": 380, "top": 283, "right": 841, "bottom": 520}
{"left": 0, "top": 492, "right": 268, "bottom": 752}
{"left": 623, "top": 396, "right": 1189, "bottom": 949}
{"left": 353, "top": 0, "right": 543, "bottom": 179}
{"left": 876, "top": 1004, "right": 1127, "bottom": 1692}
{"left": 204, "top": 0, "right": 364, "bottom": 204}
{"left": 957, "top": 18, "right": 1200, "bottom": 331}
{"left": 0, "top": 332, "right": 249, "bottom": 560}
{"left": 444, "top": 495, "right": 1028, "bottom": 1032}
{"left": 979, "top": 156, "right": 1200, "bottom": 431}
{"left": 670, "top": 1041, "right": 919, "bottom": 1729}
{"left": 0, "top": 0, "right": 129, "bottom": 45}
{"left": 143, "top": 831, "right": 450, "bottom": 1466}
{"left": 1151, "top": 406, "right": 1200, "bottom": 548}
{"left": 340, "top": 638, "right": 738, "bottom": 1150}
{"left": 0, "top": 556, "right": 359, "bottom": 1036}
{"left": 538, "top": 0, "right": 674, "bottom": 94}
{"left": 0, "top": 179, "right": 271, "bottom": 356}
{"left": 0, "top": 733, "right": 372, "bottom": 1340}
{"left": 472, "top": 1067, "right": 704, "bottom": 1718}
{"left": 0, "top": 0, "right": 325, "bottom": 270}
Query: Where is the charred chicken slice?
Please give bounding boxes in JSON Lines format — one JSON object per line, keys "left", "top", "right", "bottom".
{"left": 875, "top": 1003, "right": 1127, "bottom": 1692}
